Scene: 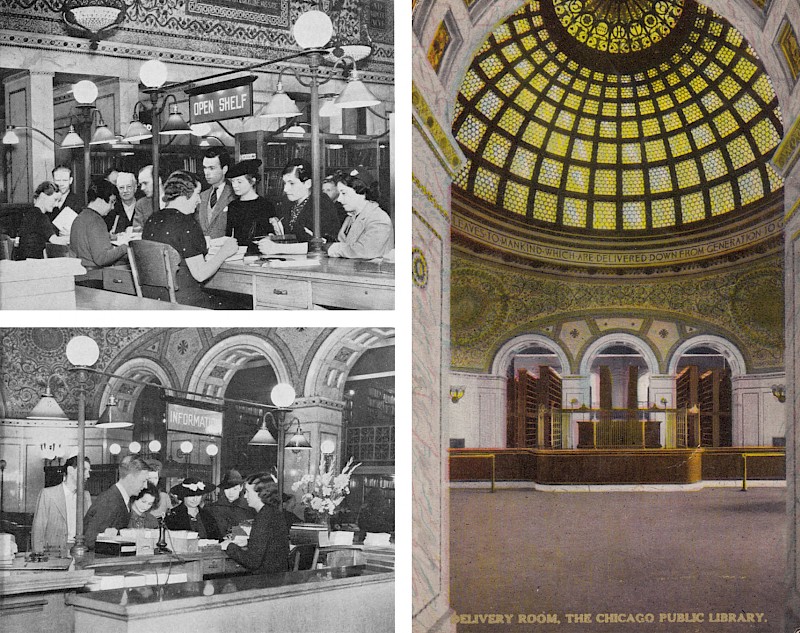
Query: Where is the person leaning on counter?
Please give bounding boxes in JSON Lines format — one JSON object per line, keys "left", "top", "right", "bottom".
{"left": 68, "top": 179, "right": 134, "bottom": 287}
{"left": 326, "top": 167, "right": 394, "bottom": 260}
{"left": 225, "top": 158, "right": 274, "bottom": 248}
{"left": 14, "top": 181, "right": 70, "bottom": 260}
{"left": 165, "top": 477, "right": 221, "bottom": 540}
{"left": 204, "top": 469, "right": 256, "bottom": 538}
{"left": 222, "top": 473, "right": 289, "bottom": 575}
{"left": 83, "top": 455, "right": 150, "bottom": 549}
{"left": 30, "top": 454, "right": 92, "bottom": 553}
{"left": 127, "top": 484, "right": 161, "bottom": 529}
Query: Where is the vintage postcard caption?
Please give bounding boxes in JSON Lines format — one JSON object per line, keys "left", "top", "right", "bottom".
{"left": 452, "top": 612, "right": 768, "bottom": 625}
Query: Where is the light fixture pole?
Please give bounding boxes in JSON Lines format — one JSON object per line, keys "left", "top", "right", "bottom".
{"left": 65, "top": 335, "right": 101, "bottom": 559}
{"left": 0, "top": 459, "right": 6, "bottom": 523}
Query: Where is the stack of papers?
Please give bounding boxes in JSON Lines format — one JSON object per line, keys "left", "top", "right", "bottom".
{"left": 262, "top": 257, "right": 320, "bottom": 269}
{"left": 52, "top": 207, "right": 78, "bottom": 234}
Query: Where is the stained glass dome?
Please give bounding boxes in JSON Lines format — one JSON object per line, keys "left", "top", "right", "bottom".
{"left": 452, "top": 0, "right": 783, "bottom": 233}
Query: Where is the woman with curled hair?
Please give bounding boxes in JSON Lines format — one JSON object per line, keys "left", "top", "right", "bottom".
{"left": 15, "top": 181, "right": 70, "bottom": 260}
{"left": 142, "top": 170, "right": 238, "bottom": 308}
{"left": 223, "top": 473, "right": 289, "bottom": 575}
{"left": 327, "top": 167, "right": 393, "bottom": 259}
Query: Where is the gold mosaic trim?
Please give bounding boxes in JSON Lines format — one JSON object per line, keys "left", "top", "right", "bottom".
{"left": 786, "top": 195, "right": 800, "bottom": 224}
{"left": 772, "top": 112, "right": 800, "bottom": 174}
{"left": 413, "top": 173, "right": 450, "bottom": 222}
{"left": 413, "top": 206, "right": 443, "bottom": 241}
{"left": 412, "top": 82, "right": 463, "bottom": 175}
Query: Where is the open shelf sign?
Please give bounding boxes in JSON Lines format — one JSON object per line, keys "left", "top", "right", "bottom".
{"left": 187, "top": 76, "right": 255, "bottom": 124}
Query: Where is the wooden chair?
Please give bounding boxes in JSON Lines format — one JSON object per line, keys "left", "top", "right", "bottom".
{"left": 128, "top": 240, "right": 181, "bottom": 303}
{"left": 288, "top": 543, "right": 319, "bottom": 571}
{"left": 0, "top": 234, "right": 14, "bottom": 260}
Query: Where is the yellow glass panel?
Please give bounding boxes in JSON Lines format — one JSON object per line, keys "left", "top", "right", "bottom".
{"left": 474, "top": 167, "right": 500, "bottom": 203}
{"left": 583, "top": 99, "right": 599, "bottom": 114}
{"left": 536, "top": 100, "right": 556, "bottom": 123}
{"left": 766, "top": 163, "right": 785, "bottom": 191}
{"left": 636, "top": 84, "right": 651, "bottom": 97}
{"left": 566, "top": 165, "right": 590, "bottom": 193}
{"left": 753, "top": 76, "right": 775, "bottom": 103}
{"left": 595, "top": 169, "right": 616, "bottom": 195}
{"left": 680, "top": 192, "right": 705, "bottom": 223}
{"left": 592, "top": 201, "right": 617, "bottom": 230}
{"left": 734, "top": 58, "right": 756, "bottom": 82}
{"left": 494, "top": 23, "right": 512, "bottom": 43}
{"left": 621, "top": 102, "right": 636, "bottom": 117}
{"left": 652, "top": 198, "right": 676, "bottom": 228}
{"left": 674, "top": 86, "right": 691, "bottom": 103}
{"left": 479, "top": 55, "right": 503, "bottom": 79}
{"left": 700, "top": 148, "right": 726, "bottom": 181}
{"left": 701, "top": 92, "right": 723, "bottom": 114}
{"left": 666, "top": 72, "right": 680, "bottom": 86}
{"left": 574, "top": 78, "right": 587, "bottom": 93}
{"left": 656, "top": 94, "right": 674, "bottom": 111}
{"left": 683, "top": 102, "right": 703, "bottom": 124}
{"left": 602, "top": 101, "right": 618, "bottom": 117}
{"left": 544, "top": 61, "right": 559, "bottom": 76}
{"left": 571, "top": 138, "right": 591, "bottom": 161}
{"left": 621, "top": 143, "right": 642, "bottom": 164}
{"left": 669, "top": 132, "right": 691, "bottom": 157}
{"left": 639, "top": 99, "right": 655, "bottom": 115}
{"left": 674, "top": 160, "right": 701, "bottom": 187}
{"left": 539, "top": 157, "right": 563, "bottom": 187}
{"left": 709, "top": 181, "right": 734, "bottom": 216}
{"left": 712, "top": 110, "right": 737, "bottom": 138}
{"left": 578, "top": 118, "right": 596, "bottom": 135}
{"left": 645, "top": 139, "right": 667, "bottom": 161}
{"left": 691, "top": 51, "right": 707, "bottom": 66}
{"left": 502, "top": 43, "right": 522, "bottom": 62}
{"left": 701, "top": 36, "right": 715, "bottom": 52}
{"left": 708, "top": 19, "right": 722, "bottom": 37}
{"left": 648, "top": 165, "right": 672, "bottom": 194}
{"left": 651, "top": 79, "right": 665, "bottom": 93}
{"left": 558, "top": 71, "right": 572, "bottom": 87}
{"left": 485, "top": 133, "right": 512, "bottom": 167}
{"left": 497, "top": 74, "right": 521, "bottom": 96}
{"left": 622, "top": 170, "right": 645, "bottom": 195}
{"left": 689, "top": 75, "right": 708, "bottom": 93}
{"left": 733, "top": 94, "right": 759, "bottom": 123}
{"left": 515, "top": 59, "right": 534, "bottom": 78}
{"left": 738, "top": 169, "right": 764, "bottom": 205}
{"left": 729, "top": 135, "right": 756, "bottom": 169}
{"left": 718, "top": 76, "right": 741, "bottom": 100}
{"left": 500, "top": 108, "right": 525, "bottom": 135}
{"left": 477, "top": 91, "right": 504, "bottom": 119}
{"left": 751, "top": 119, "right": 781, "bottom": 155}
{"left": 521, "top": 34, "right": 538, "bottom": 50}
{"left": 605, "top": 86, "right": 618, "bottom": 100}
{"left": 547, "top": 131, "right": 570, "bottom": 156}
{"left": 555, "top": 110, "right": 576, "bottom": 131}
{"left": 662, "top": 111, "right": 682, "bottom": 132}
{"left": 704, "top": 62, "right": 722, "bottom": 80}
{"left": 533, "top": 190, "right": 558, "bottom": 223}
{"left": 531, "top": 73, "right": 549, "bottom": 92}
{"left": 514, "top": 88, "right": 536, "bottom": 109}
{"left": 504, "top": 181, "right": 530, "bottom": 215}
{"left": 597, "top": 143, "right": 617, "bottom": 163}
{"left": 523, "top": 120, "right": 548, "bottom": 147}
{"left": 622, "top": 201, "right": 646, "bottom": 230}
{"left": 567, "top": 60, "right": 579, "bottom": 72}
{"left": 460, "top": 69, "right": 484, "bottom": 101}
{"left": 599, "top": 121, "right": 617, "bottom": 138}
{"left": 548, "top": 84, "right": 565, "bottom": 103}
{"left": 564, "top": 92, "right": 582, "bottom": 110}
{"left": 456, "top": 115, "right": 487, "bottom": 153}
{"left": 514, "top": 17, "right": 531, "bottom": 34}
{"left": 725, "top": 29, "right": 743, "bottom": 46}
{"left": 679, "top": 64, "right": 694, "bottom": 77}
{"left": 716, "top": 45, "right": 735, "bottom": 65}
{"left": 453, "top": 159, "right": 471, "bottom": 189}
{"left": 588, "top": 83, "right": 602, "bottom": 97}
{"left": 621, "top": 120, "right": 639, "bottom": 138}
{"left": 692, "top": 123, "right": 715, "bottom": 149}
{"left": 532, "top": 49, "right": 547, "bottom": 65}
{"left": 563, "top": 197, "right": 587, "bottom": 228}
{"left": 511, "top": 147, "right": 537, "bottom": 178}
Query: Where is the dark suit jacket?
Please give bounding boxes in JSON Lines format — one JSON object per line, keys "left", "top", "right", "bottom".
{"left": 47, "top": 192, "right": 81, "bottom": 224}
{"left": 275, "top": 194, "right": 341, "bottom": 244}
{"left": 165, "top": 503, "right": 221, "bottom": 540}
{"left": 106, "top": 200, "right": 137, "bottom": 233}
{"left": 197, "top": 182, "right": 236, "bottom": 239}
{"left": 83, "top": 484, "right": 129, "bottom": 549}
{"left": 205, "top": 496, "right": 256, "bottom": 538}
{"left": 225, "top": 504, "right": 289, "bottom": 575}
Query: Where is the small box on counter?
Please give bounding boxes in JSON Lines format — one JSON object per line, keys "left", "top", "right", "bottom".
{"left": 94, "top": 538, "right": 137, "bottom": 557}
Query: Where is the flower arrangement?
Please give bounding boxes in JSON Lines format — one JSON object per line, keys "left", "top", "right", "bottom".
{"left": 292, "top": 454, "right": 360, "bottom": 523}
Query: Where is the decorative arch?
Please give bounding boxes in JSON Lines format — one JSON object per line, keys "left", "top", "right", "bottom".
{"left": 304, "top": 328, "right": 396, "bottom": 401}
{"left": 490, "top": 334, "right": 571, "bottom": 377}
{"left": 667, "top": 335, "right": 747, "bottom": 377}
{"left": 97, "top": 357, "right": 175, "bottom": 421}
{"left": 578, "top": 333, "right": 661, "bottom": 376}
{"left": 185, "top": 333, "right": 296, "bottom": 400}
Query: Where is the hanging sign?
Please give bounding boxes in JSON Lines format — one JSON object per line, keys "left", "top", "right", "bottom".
{"left": 187, "top": 76, "right": 255, "bottom": 124}
{"left": 166, "top": 400, "right": 223, "bottom": 437}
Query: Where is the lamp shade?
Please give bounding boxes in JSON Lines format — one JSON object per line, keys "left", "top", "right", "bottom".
{"left": 89, "top": 124, "right": 116, "bottom": 145}
{"left": 249, "top": 419, "right": 278, "bottom": 446}
{"left": 261, "top": 83, "right": 301, "bottom": 118}
{"left": 3, "top": 126, "right": 20, "bottom": 145}
{"left": 95, "top": 395, "right": 132, "bottom": 428}
{"left": 334, "top": 70, "right": 380, "bottom": 109}
{"left": 66, "top": 336, "right": 100, "bottom": 366}
{"left": 285, "top": 426, "right": 312, "bottom": 451}
{"left": 139, "top": 59, "right": 168, "bottom": 89}
{"left": 293, "top": 10, "right": 333, "bottom": 49}
{"left": 72, "top": 80, "right": 98, "bottom": 105}
{"left": 123, "top": 118, "right": 151, "bottom": 142}
{"left": 61, "top": 125, "right": 85, "bottom": 148}
{"left": 190, "top": 123, "right": 211, "bottom": 137}
{"left": 28, "top": 387, "right": 69, "bottom": 421}
{"left": 270, "top": 383, "right": 296, "bottom": 408}
{"left": 160, "top": 105, "right": 191, "bottom": 135}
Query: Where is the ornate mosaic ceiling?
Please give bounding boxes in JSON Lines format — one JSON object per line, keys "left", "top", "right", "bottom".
{"left": 452, "top": 0, "right": 783, "bottom": 233}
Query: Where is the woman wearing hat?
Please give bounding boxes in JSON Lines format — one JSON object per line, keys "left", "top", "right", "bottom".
{"left": 165, "top": 477, "right": 221, "bottom": 540}
{"left": 258, "top": 158, "right": 341, "bottom": 249}
{"left": 327, "top": 167, "right": 393, "bottom": 259}
{"left": 222, "top": 473, "right": 289, "bottom": 575}
{"left": 205, "top": 469, "right": 256, "bottom": 538}
{"left": 225, "top": 159, "right": 274, "bottom": 251}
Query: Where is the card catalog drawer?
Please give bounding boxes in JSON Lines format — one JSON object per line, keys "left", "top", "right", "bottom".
{"left": 254, "top": 277, "right": 312, "bottom": 309}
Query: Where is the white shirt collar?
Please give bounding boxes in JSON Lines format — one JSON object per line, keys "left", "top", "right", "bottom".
{"left": 115, "top": 481, "right": 131, "bottom": 507}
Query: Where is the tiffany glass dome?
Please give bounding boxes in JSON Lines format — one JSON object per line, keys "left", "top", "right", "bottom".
{"left": 452, "top": 0, "right": 783, "bottom": 234}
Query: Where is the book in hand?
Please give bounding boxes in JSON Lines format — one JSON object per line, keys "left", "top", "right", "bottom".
{"left": 52, "top": 207, "right": 78, "bottom": 234}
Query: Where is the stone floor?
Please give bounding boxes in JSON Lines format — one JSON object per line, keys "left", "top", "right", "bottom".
{"left": 450, "top": 487, "right": 786, "bottom": 632}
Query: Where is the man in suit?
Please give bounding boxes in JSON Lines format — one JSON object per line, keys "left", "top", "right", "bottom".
{"left": 198, "top": 147, "right": 236, "bottom": 239}
{"left": 132, "top": 165, "right": 163, "bottom": 231}
{"left": 106, "top": 171, "right": 138, "bottom": 233}
{"left": 49, "top": 165, "right": 82, "bottom": 225}
{"left": 31, "top": 455, "right": 92, "bottom": 553}
{"left": 83, "top": 455, "right": 150, "bottom": 549}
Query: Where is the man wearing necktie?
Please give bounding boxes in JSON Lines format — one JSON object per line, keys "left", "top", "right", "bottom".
{"left": 31, "top": 454, "right": 92, "bottom": 553}
{"left": 198, "top": 147, "right": 236, "bottom": 239}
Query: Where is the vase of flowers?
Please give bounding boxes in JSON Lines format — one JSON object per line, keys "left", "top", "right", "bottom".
{"left": 292, "top": 454, "right": 360, "bottom": 543}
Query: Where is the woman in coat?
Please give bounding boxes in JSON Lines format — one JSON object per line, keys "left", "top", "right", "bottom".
{"left": 165, "top": 477, "right": 220, "bottom": 540}
{"left": 223, "top": 473, "right": 289, "bottom": 575}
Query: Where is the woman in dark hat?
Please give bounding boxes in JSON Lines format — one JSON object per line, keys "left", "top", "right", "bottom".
{"left": 222, "top": 473, "right": 289, "bottom": 575}
{"left": 327, "top": 166, "right": 393, "bottom": 259}
{"left": 204, "top": 469, "right": 256, "bottom": 538}
{"left": 258, "top": 158, "right": 341, "bottom": 249}
{"left": 225, "top": 159, "right": 274, "bottom": 251}
{"left": 165, "top": 477, "right": 221, "bottom": 540}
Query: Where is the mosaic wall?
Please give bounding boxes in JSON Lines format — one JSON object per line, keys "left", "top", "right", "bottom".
{"left": 0, "top": 0, "right": 393, "bottom": 78}
{"left": 450, "top": 250, "right": 784, "bottom": 373}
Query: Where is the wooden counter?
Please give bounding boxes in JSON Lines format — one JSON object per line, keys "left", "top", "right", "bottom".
{"left": 75, "top": 287, "right": 202, "bottom": 310}
{"left": 205, "top": 257, "right": 394, "bottom": 310}
{"left": 68, "top": 565, "right": 394, "bottom": 633}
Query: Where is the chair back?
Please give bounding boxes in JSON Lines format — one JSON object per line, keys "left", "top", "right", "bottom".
{"left": 44, "top": 243, "right": 70, "bottom": 258}
{"left": 0, "top": 234, "right": 14, "bottom": 260}
{"left": 288, "top": 543, "right": 319, "bottom": 571}
{"left": 129, "top": 240, "right": 181, "bottom": 303}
